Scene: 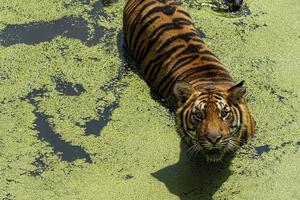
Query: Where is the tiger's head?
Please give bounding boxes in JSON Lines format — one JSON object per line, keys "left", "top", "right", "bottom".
{"left": 173, "top": 81, "right": 255, "bottom": 161}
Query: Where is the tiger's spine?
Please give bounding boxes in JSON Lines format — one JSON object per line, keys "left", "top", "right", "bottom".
{"left": 124, "top": 0, "right": 234, "bottom": 97}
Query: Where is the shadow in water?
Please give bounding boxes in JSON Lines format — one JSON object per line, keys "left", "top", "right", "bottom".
{"left": 152, "top": 141, "right": 233, "bottom": 200}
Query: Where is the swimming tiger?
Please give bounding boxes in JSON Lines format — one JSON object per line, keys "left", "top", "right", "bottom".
{"left": 123, "top": 0, "right": 255, "bottom": 161}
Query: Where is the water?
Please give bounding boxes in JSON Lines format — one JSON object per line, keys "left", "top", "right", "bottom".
{"left": 23, "top": 88, "right": 92, "bottom": 164}
{"left": 0, "top": 0, "right": 299, "bottom": 199}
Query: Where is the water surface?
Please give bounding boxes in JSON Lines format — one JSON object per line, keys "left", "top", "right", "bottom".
{"left": 0, "top": 0, "right": 299, "bottom": 199}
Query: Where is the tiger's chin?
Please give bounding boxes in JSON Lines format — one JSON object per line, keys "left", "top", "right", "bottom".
{"left": 203, "top": 149, "right": 225, "bottom": 162}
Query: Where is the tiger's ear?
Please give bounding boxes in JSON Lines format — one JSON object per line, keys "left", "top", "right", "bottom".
{"left": 173, "top": 81, "right": 194, "bottom": 105}
{"left": 228, "top": 81, "right": 246, "bottom": 104}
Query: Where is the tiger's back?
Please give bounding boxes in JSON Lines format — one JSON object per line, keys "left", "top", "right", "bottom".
{"left": 123, "top": 0, "right": 234, "bottom": 97}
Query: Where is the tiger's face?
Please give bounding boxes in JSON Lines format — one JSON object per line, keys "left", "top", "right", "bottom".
{"left": 173, "top": 81, "right": 255, "bottom": 161}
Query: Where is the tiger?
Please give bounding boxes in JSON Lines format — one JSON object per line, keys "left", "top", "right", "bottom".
{"left": 123, "top": 0, "right": 255, "bottom": 161}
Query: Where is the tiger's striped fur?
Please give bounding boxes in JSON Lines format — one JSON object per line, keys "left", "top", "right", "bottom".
{"left": 123, "top": 0, "right": 255, "bottom": 161}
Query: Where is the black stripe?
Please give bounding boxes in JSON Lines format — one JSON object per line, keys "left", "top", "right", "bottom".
{"left": 199, "top": 50, "right": 218, "bottom": 58}
{"left": 237, "top": 105, "right": 243, "bottom": 128}
{"left": 180, "top": 110, "right": 188, "bottom": 137}
{"left": 139, "top": 29, "right": 198, "bottom": 65}
{"left": 172, "top": 17, "right": 192, "bottom": 24}
{"left": 231, "top": 106, "right": 239, "bottom": 127}
{"left": 133, "top": 16, "right": 160, "bottom": 57}
{"left": 149, "top": 18, "right": 192, "bottom": 41}
{"left": 234, "top": 105, "right": 243, "bottom": 135}
{"left": 139, "top": 5, "right": 176, "bottom": 26}
{"left": 200, "top": 55, "right": 220, "bottom": 62}
{"left": 128, "top": 1, "right": 157, "bottom": 50}
{"left": 187, "top": 71, "right": 231, "bottom": 81}
{"left": 178, "top": 65, "right": 226, "bottom": 80}
{"left": 186, "top": 109, "right": 194, "bottom": 131}
{"left": 191, "top": 77, "right": 234, "bottom": 83}
{"left": 163, "top": 61, "right": 222, "bottom": 86}
{"left": 156, "top": 0, "right": 167, "bottom": 3}
{"left": 134, "top": 39, "right": 145, "bottom": 68}
{"left": 168, "top": 54, "right": 199, "bottom": 75}
{"left": 160, "top": 65, "right": 225, "bottom": 94}
{"left": 151, "top": 46, "right": 190, "bottom": 81}
{"left": 144, "top": 44, "right": 185, "bottom": 78}
{"left": 213, "top": 94, "right": 225, "bottom": 101}
{"left": 157, "top": 55, "right": 200, "bottom": 88}
{"left": 137, "top": 45, "right": 147, "bottom": 64}
{"left": 181, "top": 103, "right": 193, "bottom": 131}
{"left": 125, "top": 0, "right": 148, "bottom": 30}
{"left": 150, "top": 21, "right": 193, "bottom": 41}
{"left": 157, "top": 32, "right": 198, "bottom": 52}
{"left": 191, "top": 38, "right": 205, "bottom": 43}
{"left": 177, "top": 10, "right": 192, "bottom": 18}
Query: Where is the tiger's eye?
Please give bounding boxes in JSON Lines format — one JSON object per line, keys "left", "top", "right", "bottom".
{"left": 193, "top": 112, "right": 203, "bottom": 121}
{"left": 221, "top": 110, "right": 229, "bottom": 118}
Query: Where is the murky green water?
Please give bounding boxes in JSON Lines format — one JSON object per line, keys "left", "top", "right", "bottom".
{"left": 0, "top": 0, "right": 299, "bottom": 199}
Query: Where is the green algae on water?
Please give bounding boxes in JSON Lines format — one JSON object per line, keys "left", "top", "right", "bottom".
{"left": 0, "top": 0, "right": 300, "bottom": 199}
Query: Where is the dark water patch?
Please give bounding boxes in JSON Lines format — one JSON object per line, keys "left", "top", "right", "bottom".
{"left": 29, "top": 155, "right": 48, "bottom": 177}
{"left": 233, "top": 21, "right": 267, "bottom": 42}
{"left": 191, "top": 0, "right": 251, "bottom": 17}
{"left": 255, "top": 141, "right": 297, "bottom": 157}
{"left": 261, "top": 84, "right": 288, "bottom": 103}
{"left": 34, "top": 110, "right": 92, "bottom": 163}
{"left": 197, "top": 29, "right": 206, "bottom": 39}
{"left": 279, "top": 141, "right": 293, "bottom": 148}
{"left": 85, "top": 0, "right": 119, "bottom": 46}
{"left": 61, "top": 0, "right": 117, "bottom": 47}
{"left": 82, "top": 63, "right": 127, "bottom": 136}
{"left": 80, "top": 30, "right": 128, "bottom": 136}
{"left": 102, "top": 0, "right": 118, "bottom": 7}
{"left": 74, "top": 55, "right": 83, "bottom": 62}
{"left": 269, "top": 87, "right": 286, "bottom": 103}
{"left": 53, "top": 77, "right": 85, "bottom": 96}
{"left": 6, "top": 179, "right": 19, "bottom": 183}
{"left": 85, "top": 24, "right": 107, "bottom": 46}
{"left": 123, "top": 174, "right": 134, "bottom": 180}
{"left": 246, "top": 93, "right": 256, "bottom": 103}
{"left": 0, "top": 16, "right": 90, "bottom": 47}
{"left": 89, "top": 0, "right": 118, "bottom": 20}
{"left": 255, "top": 144, "right": 271, "bottom": 156}
{"left": 249, "top": 23, "right": 267, "bottom": 30}
{"left": 221, "top": 0, "right": 245, "bottom": 12}
{"left": 23, "top": 88, "right": 92, "bottom": 163}
{"left": 249, "top": 58, "right": 294, "bottom": 104}
{"left": 84, "top": 100, "right": 119, "bottom": 136}
{"left": 233, "top": 19, "right": 247, "bottom": 27}
{"left": 87, "top": 56, "right": 101, "bottom": 61}
{"left": 89, "top": 0, "right": 107, "bottom": 19}
{"left": 23, "top": 88, "right": 48, "bottom": 105}
{"left": 250, "top": 57, "right": 276, "bottom": 69}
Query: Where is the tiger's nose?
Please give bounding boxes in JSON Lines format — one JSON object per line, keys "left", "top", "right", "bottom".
{"left": 205, "top": 133, "right": 222, "bottom": 144}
